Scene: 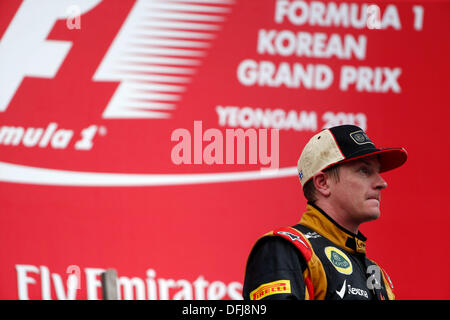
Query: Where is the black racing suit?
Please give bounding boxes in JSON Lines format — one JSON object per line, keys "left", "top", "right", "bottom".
{"left": 243, "top": 203, "right": 395, "bottom": 300}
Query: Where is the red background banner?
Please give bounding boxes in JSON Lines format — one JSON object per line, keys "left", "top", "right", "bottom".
{"left": 1, "top": 0, "right": 449, "bottom": 300}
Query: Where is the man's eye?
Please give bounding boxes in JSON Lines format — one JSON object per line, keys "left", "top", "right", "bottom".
{"left": 360, "top": 167, "right": 370, "bottom": 174}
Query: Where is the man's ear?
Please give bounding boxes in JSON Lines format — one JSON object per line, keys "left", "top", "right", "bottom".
{"left": 312, "top": 172, "right": 331, "bottom": 197}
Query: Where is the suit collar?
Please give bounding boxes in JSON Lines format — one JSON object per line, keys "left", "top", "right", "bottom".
{"left": 299, "top": 202, "right": 367, "bottom": 254}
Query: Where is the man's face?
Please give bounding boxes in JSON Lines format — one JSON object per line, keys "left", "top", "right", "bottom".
{"left": 328, "top": 157, "right": 388, "bottom": 225}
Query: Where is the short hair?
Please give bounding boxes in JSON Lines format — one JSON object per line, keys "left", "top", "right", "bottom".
{"left": 302, "top": 165, "right": 340, "bottom": 202}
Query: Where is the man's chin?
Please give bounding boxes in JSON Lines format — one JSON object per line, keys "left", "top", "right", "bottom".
{"left": 361, "top": 207, "right": 381, "bottom": 222}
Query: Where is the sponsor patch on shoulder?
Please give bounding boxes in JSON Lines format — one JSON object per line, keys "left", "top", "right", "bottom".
{"left": 250, "top": 280, "right": 291, "bottom": 300}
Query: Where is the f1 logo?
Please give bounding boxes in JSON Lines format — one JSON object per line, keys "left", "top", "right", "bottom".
{"left": 0, "top": 0, "right": 101, "bottom": 112}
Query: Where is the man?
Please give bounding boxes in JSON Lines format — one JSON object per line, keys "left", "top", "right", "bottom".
{"left": 243, "top": 125, "right": 407, "bottom": 300}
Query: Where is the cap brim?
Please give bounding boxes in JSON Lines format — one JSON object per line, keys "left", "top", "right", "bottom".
{"left": 338, "top": 147, "right": 408, "bottom": 173}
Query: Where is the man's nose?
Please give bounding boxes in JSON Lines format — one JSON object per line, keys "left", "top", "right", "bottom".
{"left": 375, "top": 173, "right": 388, "bottom": 190}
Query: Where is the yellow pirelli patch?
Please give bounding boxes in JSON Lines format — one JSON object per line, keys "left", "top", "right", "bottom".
{"left": 250, "top": 280, "right": 291, "bottom": 300}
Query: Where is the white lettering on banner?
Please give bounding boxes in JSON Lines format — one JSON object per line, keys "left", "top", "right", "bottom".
{"left": 236, "top": 1, "right": 414, "bottom": 93}
{"left": 85, "top": 268, "right": 104, "bottom": 300}
{"left": 237, "top": 60, "right": 333, "bottom": 90}
{"left": 0, "top": 0, "right": 101, "bottom": 113}
{"left": 118, "top": 276, "right": 146, "bottom": 300}
{"left": 216, "top": 106, "right": 317, "bottom": 131}
{"left": 340, "top": 66, "right": 402, "bottom": 93}
{"left": 274, "top": 0, "right": 401, "bottom": 30}
{"left": 16, "top": 265, "right": 39, "bottom": 300}
{"left": 412, "top": 6, "right": 424, "bottom": 31}
{"left": 15, "top": 264, "right": 243, "bottom": 300}
{"left": 0, "top": 123, "right": 106, "bottom": 150}
{"left": 237, "top": 60, "right": 402, "bottom": 93}
{"left": 16, "top": 265, "right": 78, "bottom": 300}
{"left": 216, "top": 106, "right": 367, "bottom": 131}
{"left": 258, "top": 30, "right": 367, "bottom": 60}
{"left": 322, "top": 112, "right": 367, "bottom": 131}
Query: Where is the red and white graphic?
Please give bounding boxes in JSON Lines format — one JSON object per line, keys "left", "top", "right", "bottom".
{"left": 0, "top": 0, "right": 449, "bottom": 300}
{"left": 94, "top": 0, "right": 233, "bottom": 119}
